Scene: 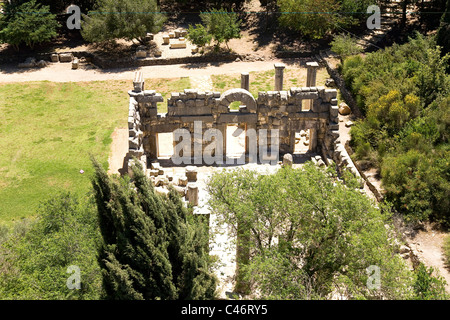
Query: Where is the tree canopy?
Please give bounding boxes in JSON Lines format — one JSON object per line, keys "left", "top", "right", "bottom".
{"left": 91, "top": 158, "right": 217, "bottom": 300}
{"left": 81, "top": 0, "right": 166, "bottom": 44}
{"left": 206, "top": 163, "right": 425, "bottom": 299}
{"left": 0, "top": 0, "right": 59, "bottom": 50}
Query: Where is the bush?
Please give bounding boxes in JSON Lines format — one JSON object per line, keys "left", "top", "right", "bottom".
{"left": 443, "top": 235, "right": 450, "bottom": 267}
{"left": 330, "top": 33, "right": 363, "bottom": 59}
{"left": 413, "top": 263, "right": 449, "bottom": 300}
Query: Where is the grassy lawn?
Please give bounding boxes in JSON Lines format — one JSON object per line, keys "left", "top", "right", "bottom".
{"left": 0, "top": 77, "right": 190, "bottom": 224}
{"left": 211, "top": 68, "right": 330, "bottom": 110}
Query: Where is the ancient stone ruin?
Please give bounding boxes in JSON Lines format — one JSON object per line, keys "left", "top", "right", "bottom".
{"left": 125, "top": 63, "right": 350, "bottom": 202}
{"left": 127, "top": 62, "right": 339, "bottom": 165}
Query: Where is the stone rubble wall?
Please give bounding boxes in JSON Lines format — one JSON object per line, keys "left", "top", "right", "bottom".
{"left": 125, "top": 85, "right": 340, "bottom": 164}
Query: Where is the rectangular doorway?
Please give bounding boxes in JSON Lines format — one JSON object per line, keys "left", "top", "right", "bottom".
{"left": 226, "top": 123, "right": 246, "bottom": 159}
{"left": 293, "top": 129, "right": 311, "bottom": 154}
{"left": 157, "top": 132, "right": 174, "bottom": 159}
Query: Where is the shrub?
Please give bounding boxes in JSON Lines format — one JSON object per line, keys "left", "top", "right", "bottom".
{"left": 330, "top": 33, "right": 363, "bottom": 60}
{"left": 443, "top": 235, "right": 450, "bottom": 267}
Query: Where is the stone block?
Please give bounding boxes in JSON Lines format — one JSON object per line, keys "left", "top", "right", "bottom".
{"left": 323, "top": 89, "right": 337, "bottom": 102}
{"left": 184, "top": 89, "right": 197, "bottom": 99}
{"left": 185, "top": 166, "right": 197, "bottom": 182}
{"left": 176, "top": 100, "right": 185, "bottom": 108}
{"left": 170, "top": 42, "right": 187, "bottom": 49}
{"left": 178, "top": 176, "right": 188, "bottom": 187}
{"left": 71, "top": 58, "right": 79, "bottom": 69}
{"left": 186, "top": 183, "right": 199, "bottom": 206}
{"left": 173, "top": 185, "right": 186, "bottom": 196}
{"left": 163, "top": 35, "right": 170, "bottom": 44}
{"left": 59, "top": 53, "right": 73, "bottom": 63}
{"left": 329, "top": 122, "right": 339, "bottom": 131}
{"left": 136, "top": 50, "right": 147, "bottom": 58}
{"left": 50, "top": 54, "right": 59, "bottom": 62}
{"left": 330, "top": 105, "right": 339, "bottom": 118}
{"left": 282, "top": 153, "right": 293, "bottom": 167}
{"left": 217, "top": 113, "right": 257, "bottom": 124}
{"left": 185, "top": 99, "right": 195, "bottom": 108}
{"left": 339, "top": 102, "right": 351, "bottom": 115}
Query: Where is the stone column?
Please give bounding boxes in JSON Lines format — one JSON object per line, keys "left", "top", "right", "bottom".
{"left": 133, "top": 71, "right": 144, "bottom": 92}
{"left": 309, "top": 128, "right": 317, "bottom": 152}
{"left": 186, "top": 183, "right": 199, "bottom": 206}
{"left": 241, "top": 72, "right": 250, "bottom": 91}
{"left": 274, "top": 63, "right": 285, "bottom": 91}
{"left": 306, "top": 62, "right": 319, "bottom": 87}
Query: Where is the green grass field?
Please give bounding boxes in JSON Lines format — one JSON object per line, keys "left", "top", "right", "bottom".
{"left": 0, "top": 77, "right": 190, "bottom": 224}
{"left": 0, "top": 68, "right": 330, "bottom": 224}
{"left": 212, "top": 68, "right": 330, "bottom": 110}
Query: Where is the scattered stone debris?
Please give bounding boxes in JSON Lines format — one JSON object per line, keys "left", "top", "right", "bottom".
{"left": 345, "top": 120, "right": 354, "bottom": 128}
{"left": 325, "top": 78, "right": 336, "bottom": 88}
{"left": 282, "top": 153, "right": 293, "bottom": 167}
{"left": 18, "top": 57, "right": 48, "bottom": 68}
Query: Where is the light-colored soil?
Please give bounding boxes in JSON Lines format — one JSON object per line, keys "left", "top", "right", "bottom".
{"left": 0, "top": 59, "right": 302, "bottom": 83}
{"left": 405, "top": 226, "right": 450, "bottom": 294}
{"left": 107, "top": 127, "right": 129, "bottom": 175}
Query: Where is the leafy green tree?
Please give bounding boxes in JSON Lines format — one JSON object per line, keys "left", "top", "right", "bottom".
{"left": 200, "top": 8, "right": 241, "bottom": 50}
{"left": 1, "top": 0, "right": 96, "bottom": 14}
{"left": 81, "top": 0, "right": 166, "bottom": 44}
{"left": 206, "top": 163, "right": 415, "bottom": 299}
{"left": 0, "top": 193, "right": 103, "bottom": 299}
{"left": 91, "top": 158, "right": 217, "bottom": 300}
{"left": 0, "top": 0, "right": 59, "bottom": 50}
{"left": 186, "top": 24, "right": 212, "bottom": 49}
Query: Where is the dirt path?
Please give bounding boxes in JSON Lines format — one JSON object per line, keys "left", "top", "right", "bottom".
{"left": 0, "top": 59, "right": 307, "bottom": 83}
{"left": 107, "top": 127, "right": 129, "bottom": 176}
{"left": 406, "top": 228, "right": 450, "bottom": 294}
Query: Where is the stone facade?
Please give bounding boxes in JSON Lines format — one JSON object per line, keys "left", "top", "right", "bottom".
{"left": 126, "top": 65, "right": 339, "bottom": 169}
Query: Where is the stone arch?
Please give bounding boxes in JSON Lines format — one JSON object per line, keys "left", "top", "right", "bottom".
{"left": 219, "top": 88, "right": 257, "bottom": 113}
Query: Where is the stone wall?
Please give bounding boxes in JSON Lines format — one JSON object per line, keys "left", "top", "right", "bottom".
{"left": 126, "top": 66, "right": 340, "bottom": 167}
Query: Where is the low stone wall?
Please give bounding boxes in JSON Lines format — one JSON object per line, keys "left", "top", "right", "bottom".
{"left": 319, "top": 50, "right": 364, "bottom": 119}
{"left": 75, "top": 52, "right": 241, "bottom": 69}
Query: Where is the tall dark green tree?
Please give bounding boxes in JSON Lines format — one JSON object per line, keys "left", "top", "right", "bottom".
{"left": 91, "top": 158, "right": 217, "bottom": 300}
{"left": 0, "top": 0, "right": 59, "bottom": 50}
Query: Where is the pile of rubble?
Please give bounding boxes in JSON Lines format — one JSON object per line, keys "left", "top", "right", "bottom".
{"left": 148, "top": 163, "right": 199, "bottom": 206}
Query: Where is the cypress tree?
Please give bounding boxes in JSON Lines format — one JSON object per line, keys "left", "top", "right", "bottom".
{"left": 91, "top": 157, "right": 217, "bottom": 300}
